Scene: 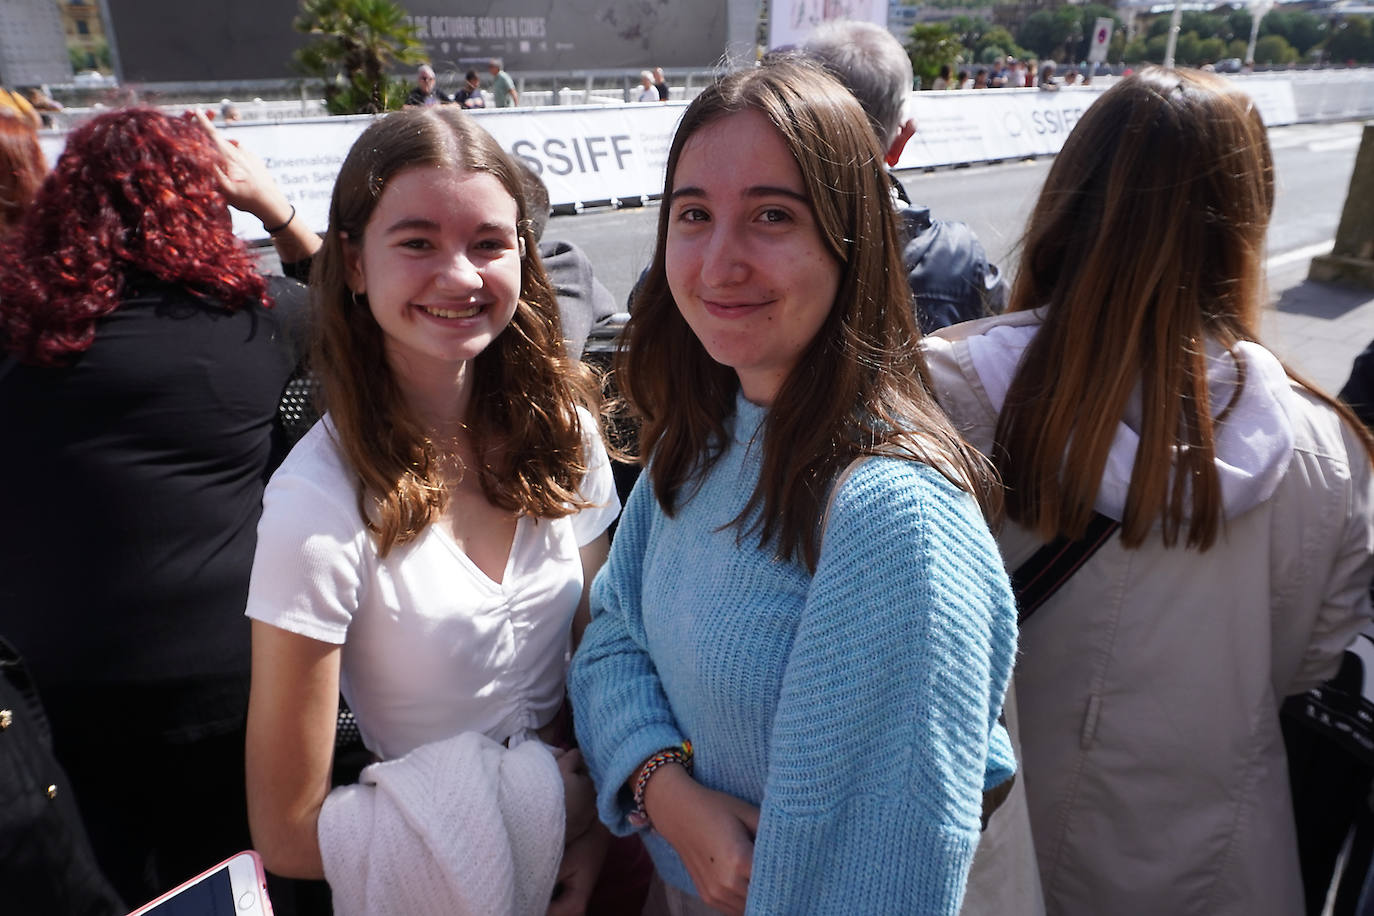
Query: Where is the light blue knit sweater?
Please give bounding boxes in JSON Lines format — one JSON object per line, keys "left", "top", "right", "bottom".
{"left": 569, "top": 396, "right": 1017, "bottom": 914}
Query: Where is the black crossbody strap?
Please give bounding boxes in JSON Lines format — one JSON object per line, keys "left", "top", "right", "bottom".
{"left": 1011, "top": 512, "right": 1121, "bottom": 625}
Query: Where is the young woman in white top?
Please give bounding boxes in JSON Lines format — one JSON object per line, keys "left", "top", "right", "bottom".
{"left": 242, "top": 107, "right": 618, "bottom": 913}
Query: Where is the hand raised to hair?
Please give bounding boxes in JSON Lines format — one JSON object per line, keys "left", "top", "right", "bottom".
{"left": 186, "top": 109, "right": 293, "bottom": 227}
{"left": 643, "top": 764, "right": 759, "bottom": 916}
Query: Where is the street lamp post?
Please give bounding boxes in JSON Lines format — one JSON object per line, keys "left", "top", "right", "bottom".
{"left": 1245, "top": 0, "right": 1275, "bottom": 66}
{"left": 1163, "top": 2, "right": 1184, "bottom": 69}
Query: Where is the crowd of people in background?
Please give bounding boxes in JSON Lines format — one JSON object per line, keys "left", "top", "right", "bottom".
{"left": 400, "top": 59, "right": 520, "bottom": 110}
{"left": 401, "top": 61, "right": 670, "bottom": 110}
{"left": 3, "top": 17, "right": 1374, "bottom": 916}
{"left": 930, "top": 56, "right": 1099, "bottom": 90}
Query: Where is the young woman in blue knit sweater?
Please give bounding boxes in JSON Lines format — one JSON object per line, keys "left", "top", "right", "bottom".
{"left": 569, "top": 61, "right": 1018, "bottom": 915}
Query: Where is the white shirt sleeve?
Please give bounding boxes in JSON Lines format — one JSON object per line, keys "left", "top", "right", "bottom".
{"left": 245, "top": 431, "right": 370, "bottom": 645}
{"left": 570, "top": 408, "right": 621, "bottom": 546}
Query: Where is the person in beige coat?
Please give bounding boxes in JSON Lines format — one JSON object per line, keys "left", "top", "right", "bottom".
{"left": 922, "top": 68, "right": 1374, "bottom": 916}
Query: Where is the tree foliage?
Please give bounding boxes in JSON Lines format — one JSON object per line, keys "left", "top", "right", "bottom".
{"left": 918, "top": 1, "right": 1364, "bottom": 69}
{"left": 978, "top": 25, "right": 1027, "bottom": 63}
{"left": 1262, "top": 10, "right": 1327, "bottom": 55}
{"left": 1254, "top": 33, "right": 1299, "bottom": 64}
{"left": 1018, "top": 8, "right": 1080, "bottom": 60}
{"left": 1325, "top": 16, "right": 1373, "bottom": 62}
{"left": 293, "top": 0, "right": 427, "bottom": 115}
{"left": 1181, "top": 12, "right": 1229, "bottom": 42}
{"left": 1066, "top": 4, "right": 1120, "bottom": 61}
{"left": 908, "top": 22, "right": 964, "bottom": 87}
{"left": 1227, "top": 9, "right": 1253, "bottom": 42}
{"left": 1108, "top": 30, "right": 1127, "bottom": 64}
{"left": 1111, "top": 8, "right": 1368, "bottom": 65}
{"left": 1197, "top": 37, "right": 1228, "bottom": 63}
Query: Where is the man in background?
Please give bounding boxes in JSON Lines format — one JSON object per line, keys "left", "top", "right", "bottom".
{"left": 801, "top": 20, "right": 1007, "bottom": 332}
{"left": 404, "top": 64, "right": 450, "bottom": 107}
{"left": 488, "top": 59, "right": 518, "bottom": 108}
{"left": 454, "top": 70, "right": 486, "bottom": 108}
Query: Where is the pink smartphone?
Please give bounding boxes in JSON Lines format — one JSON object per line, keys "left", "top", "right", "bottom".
{"left": 126, "top": 850, "right": 273, "bottom": 916}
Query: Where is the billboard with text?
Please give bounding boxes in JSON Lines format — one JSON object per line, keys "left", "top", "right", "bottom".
{"left": 405, "top": 0, "right": 728, "bottom": 70}
{"left": 105, "top": 0, "right": 728, "bottom": 84}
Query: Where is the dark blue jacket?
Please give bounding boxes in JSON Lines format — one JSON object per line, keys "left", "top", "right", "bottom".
{"left": 893, "top": 172, "right": 1007, "bottom": 333}
{"left": 901, "top": 203, "right": 1007, "bottom": 333}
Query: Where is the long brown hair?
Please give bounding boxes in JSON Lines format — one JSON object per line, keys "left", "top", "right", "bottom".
{"left": 996, "top": 67, "right": 1373, "bottom": 550}
{"left": 618, "top": 60, "right": 998, "bottom": 571}
{"left": 310, "top": 107, "right": 597, "bottom": 556}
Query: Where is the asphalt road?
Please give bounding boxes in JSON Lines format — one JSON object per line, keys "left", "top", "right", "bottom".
{"left": 547, "top": 120, "right": 1368, "bottom": 310}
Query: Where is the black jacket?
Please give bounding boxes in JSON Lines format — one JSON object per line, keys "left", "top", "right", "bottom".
{"left": 0, "top": 637, "right": 124, "bottom": 915}
{"left": 892, "top": 174, "right": 1008, "bottom": 333}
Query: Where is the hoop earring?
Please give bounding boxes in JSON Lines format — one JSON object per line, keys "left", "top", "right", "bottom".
{"left": 351, "top": 289, "right": 366, "bottom": 308}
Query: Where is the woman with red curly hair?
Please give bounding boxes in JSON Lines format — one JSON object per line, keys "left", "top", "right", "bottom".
{"left": 0, "top": 108, "right": 44, "bottom": 237}
{"left": 0, "top": 107, "right": 320, "bottom": 910}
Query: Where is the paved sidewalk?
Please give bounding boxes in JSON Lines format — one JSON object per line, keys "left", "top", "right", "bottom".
{"left": 1263, "top": 257, "right": 1374, "bottom": 394}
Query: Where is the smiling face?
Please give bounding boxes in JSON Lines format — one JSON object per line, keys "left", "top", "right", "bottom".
{"left": 346, "top": 166, "right": 522, "bottom": 387}
{"left": 665, "top": 109, "right": 841, "bottom": 406}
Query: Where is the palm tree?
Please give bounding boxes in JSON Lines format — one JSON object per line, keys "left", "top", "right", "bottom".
{"left": 293, "top": 0, "right": 427, "bottom": 115}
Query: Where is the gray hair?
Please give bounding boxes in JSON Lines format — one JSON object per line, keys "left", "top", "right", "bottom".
{"left": 417, "top": 64, "right": 435, "bottom": 79}
{"left": 802, "top": 19, "right": 913, "bottom": 150}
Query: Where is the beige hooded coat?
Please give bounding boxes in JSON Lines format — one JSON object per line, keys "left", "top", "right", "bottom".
{"left": 924, "top": 310, "right": 1374, "bottom": 916}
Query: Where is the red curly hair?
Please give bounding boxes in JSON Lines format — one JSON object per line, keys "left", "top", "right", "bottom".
{"left": 0, "top": 110, "right": 45, "bottom": 238}
{"left": 0, "top": 108, "right": 269, "bottom": 366}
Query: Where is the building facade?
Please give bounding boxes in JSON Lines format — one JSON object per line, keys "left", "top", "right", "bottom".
{"left": 58, "top": 0, "right": 111, "bottom": 72}
{"left": 0, "top": 0, "right": 70, "bottom": 86}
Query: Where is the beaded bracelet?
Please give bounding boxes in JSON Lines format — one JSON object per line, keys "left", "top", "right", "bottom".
{"left": 628, "top": 739, "right": 693, "bottom": 828}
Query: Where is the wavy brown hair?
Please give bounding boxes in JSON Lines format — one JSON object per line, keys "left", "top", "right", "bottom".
{"left": 0, "top": 110, "right": 44, "bottom": 238}
{"left": 995, "top": 67, "right": 1374, "bottom": 550}
{"left": 618, "top": 60, "right": 998, "bottom": 572}
{"left": 310, "top": 107, "right": 598, "bottom": 556}
{"left": 0, "top": 108, "right": 268, "bottom": 366}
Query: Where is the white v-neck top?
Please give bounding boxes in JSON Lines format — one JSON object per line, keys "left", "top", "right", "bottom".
{"left": 245, "top": 409, "right": 619, "bottom": 760}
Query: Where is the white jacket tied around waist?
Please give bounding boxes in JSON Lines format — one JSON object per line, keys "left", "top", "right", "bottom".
{"left": 318, "top": 731, "right": 564, "bottom": 916}
{"left": 923, "top": 309, "right": 1374, "bottom": 916}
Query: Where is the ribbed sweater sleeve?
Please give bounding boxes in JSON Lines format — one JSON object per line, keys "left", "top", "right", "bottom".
{"left": 746, "top": 459, "right": 1017, "bottom": 915}
{"left": 569, "top": 474, "right": 685, "bottom": 835}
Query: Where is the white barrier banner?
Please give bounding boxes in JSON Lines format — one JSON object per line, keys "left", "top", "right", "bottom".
{"left": 221, "top": 104, "right": 687, "bottom": 238}
{"left": 1228, "top": 77, "right": 1299, "bottom": 126}
{"left": 898, "top": 88, "right": 1105, "bottom": 169}
{"left": 897, "top": 79, "right": 1296, "bottom": 171}
{"left": 34, "top": 79, "right": 1303, "bottom": 241}
{"left": 475, "top": 104, "right": 685, "bottom": 207}
{"left": 221, "top": 117, "right": 371, "bottom": 240}
{"left": 40, "top": 122, "right": 364, "bottom": 241}
{"left": 39, "top": 105, "right": 686, "bottom": 240}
